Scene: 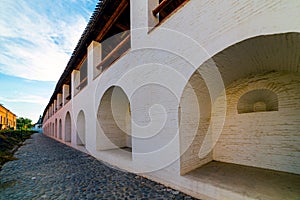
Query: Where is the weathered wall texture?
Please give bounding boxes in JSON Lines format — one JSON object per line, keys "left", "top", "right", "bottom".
{"left": 214, "top": 72, "right": 300, "bottom": 174}
{"left": 97, "top": 86, "right": 130, "bottom": 150}
{"left": 179, "top": 71, "right": 213, "bottom": 175}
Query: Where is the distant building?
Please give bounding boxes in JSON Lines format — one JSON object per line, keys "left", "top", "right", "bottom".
{"left": 0, "top": 104, "right": 17, "bottom": 130}
{"left": 32, "top": 115, "right": 42, "bottom": 133}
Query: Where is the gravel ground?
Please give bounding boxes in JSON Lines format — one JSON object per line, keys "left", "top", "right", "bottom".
{"left": 0, "top": 133, "right": 196, "bottom": 200}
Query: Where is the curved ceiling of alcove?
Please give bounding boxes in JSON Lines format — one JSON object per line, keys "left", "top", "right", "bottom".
{"left": 200, "top": 32, "right": 300, "bottom": 87}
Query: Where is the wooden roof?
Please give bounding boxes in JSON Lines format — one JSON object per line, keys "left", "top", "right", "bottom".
{"left": 42, "top": 0, "right": 128, "bottom": 121}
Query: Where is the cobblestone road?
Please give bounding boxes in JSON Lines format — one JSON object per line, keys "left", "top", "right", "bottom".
{"left": 0, "top": 133, "right": 196, "bottom": 200}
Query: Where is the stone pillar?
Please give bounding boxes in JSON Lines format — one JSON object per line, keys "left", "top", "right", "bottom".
{"left": 52, "top": 103, "right": 54, "bottom": 115}
{"left": 88, "top": 41, "right": 102, "bottom": 80}
{"left": 72, "top": 70, "right": 80, "bottom": 97}
{"left": 54, "top": 100, "right": 57, "bottom": 113}
{"left": 57, "top": 93, "right": 62, "bottom": 110}
{"left": 62, "top": 84, "right": 70, "bottom": 105}
{"left": 131, "top": 0, "right": 148, "bottom": 49}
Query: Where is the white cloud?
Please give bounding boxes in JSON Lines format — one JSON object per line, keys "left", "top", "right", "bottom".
{"left": 0, "top": 0, "right": 90, "bottom": 81}
{"left": 0, "top": 95, "right": 48, "bottom": 105}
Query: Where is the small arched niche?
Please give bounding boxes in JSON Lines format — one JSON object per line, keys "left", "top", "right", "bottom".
{"left": 76, "top": 110, "right": 86, "bottom": 146}
{"left": 65, "top": 112, "right": 72, "bottom": 142}
{"left": 55, "top": 118, "right": 57, "bottom": 138}
{"left": 58, "top": 119, "right": 62, "bottom": 139}
{"left": 237, "top": 89, "right": 278, "bottom": 114}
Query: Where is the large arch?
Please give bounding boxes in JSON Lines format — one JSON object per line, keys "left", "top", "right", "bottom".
{"left": 97, "top": 86, "right": 131, "bottom": 151}
{"left": 65, "top": 112, "right": 72, "bottom": 142}
{"left": 76, "top": 110, "right": 86, "bottom": 146}
{"left": 179, "top": 32, "right": 300, "bottom": 175}
{"left": 58, "top": 119, "right": 62, "bottom": 139}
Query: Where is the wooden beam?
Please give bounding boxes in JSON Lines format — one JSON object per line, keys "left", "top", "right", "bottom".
{"left": 115, "top": 22, "right": 129, "bottom": 31}
{"left": 152, "top": 0, "right": 173, "bottom": 16}
{"left": 96, "top": 34, "right": 130, "bottom": 70}
{"left": 75, "top": 55, "right": 87, "bottom": 70}
{"left": 76, "top": 77, "right": 87, "bottom": 90}
{"left": 95, "top": 0, "right": 129, "bottom": 42}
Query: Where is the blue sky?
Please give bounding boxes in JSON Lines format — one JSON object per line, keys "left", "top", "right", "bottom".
{"left": 0, "top": 0, "right": 98, "bottom": 122}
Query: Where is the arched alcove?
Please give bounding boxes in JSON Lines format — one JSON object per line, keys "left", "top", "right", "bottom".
{"left": 97, "top": 86, "right": 131, "bottom": 151}
{"left": 180, "top": 32, "right": 300, "bottom": 175}
{"left": 76, "top": 110, "right": 86, "bottom": 146}
{"left": 52, "top": 123, "right": 54, "bottom": 137}
{"left": 58, "top": 119, "right": 62, "bottom": 139}
{"left": 65, "top": 112, "right": 72, "bottom": 142}
{"left": 55, "top": 119, "right": 57, "bottom": 138}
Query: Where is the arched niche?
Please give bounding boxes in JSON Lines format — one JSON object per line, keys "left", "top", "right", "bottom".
{"left": 65, "top": 112, "right": 72, "bottom": 142}
{"left": 76, "top": 110, "right": 86, "bottom": 146}
{"left": 237, "top": 89, "right": 278, "bottom": 114}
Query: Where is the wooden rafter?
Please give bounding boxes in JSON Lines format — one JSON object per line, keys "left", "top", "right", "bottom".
{"left": 76, "top": 77, "right": 88, "bottom": 90}
{"left": 96, "top": 34, "right": 130, "bottom": 70}
{"left": 115, "top": 22, "right": 129, "bottom": 31}
{"left": 95, "top": 0, "right": 129, "bottom": 42}
{"left": 152, "top": 0, "right": 173, "bottom": 16}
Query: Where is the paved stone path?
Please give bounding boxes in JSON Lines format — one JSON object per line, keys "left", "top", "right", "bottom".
{"left": 0, "top": 133, "right": 196, "bottom": 200}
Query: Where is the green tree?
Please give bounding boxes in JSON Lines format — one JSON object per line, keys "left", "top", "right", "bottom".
{"left": 16, "top": 117, "right": 33, "bottom": 130}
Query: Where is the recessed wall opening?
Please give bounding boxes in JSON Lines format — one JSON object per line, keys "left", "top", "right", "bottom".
{"left": 76, "top": 58, "right": 88, "bottom": 93}
{"left": 76, "top": 110, "right": 86, "bottom": 146}
{"left": 95, "top": 0, "right": 131, "bottom": 77}
{"left": 97, "top": 86, "right": 132, "bottom": 156}
{"left": 65, "top": 112, "right": 72, "bottom": 142}
{"left": 52, "top": 123, "right": 54, "bottom": 137}
{"left": 55, "top": 118, "right": 57, "bottom": 138}
{"left": 157, "top": 0, "right": 188, "bottom": 22}
{"left": 237, "top": 89, "right": 278, "bottom": 114}
{"left": 58, "top": 119, "right": 62, "bottom": 139}
{"left": 179, "top": 33, "right": 300, "bottom": 195}
{"left": 150, "top": 0, "right": 188, "bottom": 27}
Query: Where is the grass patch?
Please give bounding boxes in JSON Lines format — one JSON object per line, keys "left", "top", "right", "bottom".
{"left": 0, "top": 130, "right": 37, "bottom": 169}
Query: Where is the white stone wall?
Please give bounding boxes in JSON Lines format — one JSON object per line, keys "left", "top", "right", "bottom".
{"left": 214, "top": 72, "right": 300, "bottom": 175}
{"left": 76, "top": 110, "right": 86, "bottom": 146}
{"left": 96, "top": 86, "right": 130, "bottom": 150}
{"left": 179, "top": 71, "right": 213, "bottom": 175}
{"left": 42, "top": 0, "right": 300, "bottom": 199}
